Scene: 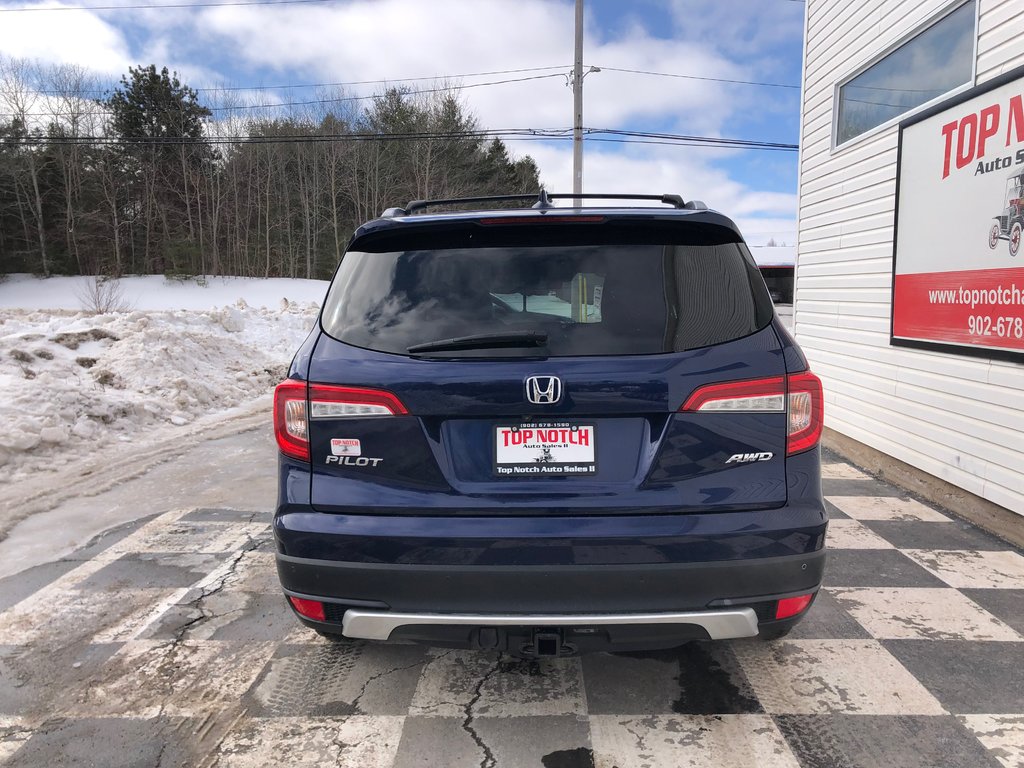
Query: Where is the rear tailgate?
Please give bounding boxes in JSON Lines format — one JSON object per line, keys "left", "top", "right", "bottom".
{"left": 307, "top": 326, "right": 788, "bottom": 514}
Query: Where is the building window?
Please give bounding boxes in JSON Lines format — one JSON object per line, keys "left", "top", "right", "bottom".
{"left": 836, "top": 1, "right": 975, "bottom": 146}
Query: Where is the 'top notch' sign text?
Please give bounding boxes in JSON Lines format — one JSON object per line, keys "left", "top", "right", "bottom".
{"left": 940, "top": 93, "right": 1024, "bottom": 179}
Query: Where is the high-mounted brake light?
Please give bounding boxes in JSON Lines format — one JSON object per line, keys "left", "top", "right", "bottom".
{"left": 680, "top": 371, "right": 824, "bottom": 456}
{"left": 273, "top": 381, "right": 409, "bottom": 462}
{"left": 478, "top": 215, "right": 606, "bottom": 225}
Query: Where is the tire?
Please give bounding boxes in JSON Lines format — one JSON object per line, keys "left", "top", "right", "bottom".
{"left": 314, "top": 628, "right": 356, "bottom": 643}
{"left": 1010, "top": 221, "right": 1022, "bottom": 257}
{"left": 759, "top": 625, "right": 794, "bottom": 641}
{"left": 989, "top": 223, "right": 1000, "bottom": 249}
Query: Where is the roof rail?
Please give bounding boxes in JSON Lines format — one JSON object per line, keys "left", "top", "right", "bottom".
{"left": 380, "top": 190, "right": 699, "bottom": 217}
{"left": 546, "top": 193, "right": 687, "bottom": 209}
{"left": 403, "top": 194, "right": 541, "bottom": 216}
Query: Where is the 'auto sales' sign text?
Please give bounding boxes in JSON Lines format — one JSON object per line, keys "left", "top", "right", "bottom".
{"left": 893, "top": 66, "right": 1024, "bottom": 359}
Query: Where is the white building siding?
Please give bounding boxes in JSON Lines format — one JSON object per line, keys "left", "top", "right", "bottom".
{"left": 977, "top": 0, "right": 1024, "bottom": 76}
{"left": 796, "top": 0, "right": 1024, "bottom": 514}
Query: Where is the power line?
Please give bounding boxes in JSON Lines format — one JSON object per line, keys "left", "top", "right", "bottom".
{"left": 843, "top": 98, "right": 916, "bottom": 109}
{"left": 594, "top": 127, "right": 796, "bottom": 150}
{"left": 203, "top": 73, "right": 567, "bottom": 112}
{"left": 2, "top": 73, "right": 569, "bottom": 118}
{"left": 1, "top": 126, "right": 797, "bottom": 151}
{"left": 32, "top": 65, "right": 571, "bottom": 96}
{"left": 843, "top": 84, "right": 945, "bottom": 94}
{"left": 26, "top": 65, "right": 798, "bottom": 100}
{"left": 598, "top": 66, "right": 800, "bottom": 90}
{"left": 3, "top": 127, "right": 568, "bottom": 145}
{"left": 3, "top": 0, "right": 805, "bottom": 9}
{"left": 585, "top": 136, "right": 797, "bottom": 151}
{"left": 0, "top": 0, "right": 334, "bottom": 11}
{"left": 195, "top": 65, "right": 570, "bottom": 93}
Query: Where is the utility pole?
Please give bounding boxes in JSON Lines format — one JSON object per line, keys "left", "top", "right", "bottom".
{"left": 572, "top": 0, "right": 584, "bottom": 201}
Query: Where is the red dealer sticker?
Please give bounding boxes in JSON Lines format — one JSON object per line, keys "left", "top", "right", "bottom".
{"left": 330, "top": 438, "right": 362, "bottom": 456}
{"left": 494, "top": 423, "right": 597, "bottom": 477}
{"left": 893, "top": 267, "right": 1024, "bottom": 350}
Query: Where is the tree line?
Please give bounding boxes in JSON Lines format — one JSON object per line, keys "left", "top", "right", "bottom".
{"left": 0, "top": 57, "right": 541, "bottom": 280}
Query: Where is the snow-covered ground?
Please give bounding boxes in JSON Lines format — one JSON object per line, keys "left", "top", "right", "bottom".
{"left": 0, "top": 275, "right": 327, "bottom": 481}
{"left": 0, "top": 273, "right": 327, "bottom": 312}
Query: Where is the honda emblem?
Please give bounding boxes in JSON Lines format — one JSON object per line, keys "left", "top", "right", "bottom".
{"left": 525, "top": 376, "right": 562, "bottom": 405}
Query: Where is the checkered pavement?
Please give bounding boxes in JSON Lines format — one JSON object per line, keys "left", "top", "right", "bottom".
{"left": 1, "top": 456, "right": 1023, "bottom": 767}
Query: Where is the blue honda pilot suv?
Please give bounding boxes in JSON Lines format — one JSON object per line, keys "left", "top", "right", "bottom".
{"left": 273, "top": 192, "right": 827, "bottom": 656}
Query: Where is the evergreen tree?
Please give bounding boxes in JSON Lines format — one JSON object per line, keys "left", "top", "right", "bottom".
{"left": 105, "top": 65, "right": 210, "bottom": 149}
{"left": 104, "top": 66, "right": 214, "bottom": 274}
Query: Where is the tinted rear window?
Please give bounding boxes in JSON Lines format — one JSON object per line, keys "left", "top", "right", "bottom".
{"left": 321, "top": 225, "right": 772, "bottom": 357}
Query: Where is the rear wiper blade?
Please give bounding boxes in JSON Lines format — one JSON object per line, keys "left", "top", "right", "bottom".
{"left": 407, "top": 331, "right": 548, "bottom": 354}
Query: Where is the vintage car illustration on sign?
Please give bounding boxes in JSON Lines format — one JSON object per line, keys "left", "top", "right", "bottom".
{"left": 988, "top": 169, "right": 1024, "bottom": 257}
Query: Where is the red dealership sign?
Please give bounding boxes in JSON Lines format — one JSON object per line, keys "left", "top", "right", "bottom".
{"left": 893, "top": 65, "right": 1024, "bottom": 360}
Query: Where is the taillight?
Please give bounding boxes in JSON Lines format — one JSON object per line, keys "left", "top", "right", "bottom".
{"left": 274, "top": 379, "right": 309, "bottom": 461}
{"left": 308, "top": 384, "right": 408, "bottom": 419}
{"left": 680, "top": 376, "right": 785, "bottom": 413}
{"left": 786, "top": 371, "right": 824, "bottom": 456}
{"left": 680, "top": 370, "right": 824, "bottom": 456}
{"left": 273, "top": 380, "right": 409, "bottom": 461}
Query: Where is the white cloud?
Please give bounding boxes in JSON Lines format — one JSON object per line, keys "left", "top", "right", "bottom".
{"left": 193, "top": 0, "right": 752, "bottom": 131}
{"left": 522, "top": 141, "right": 796, "bottom": 244}
{"left": 668, "top": 0, "right": 806, "bottom": 62}
{"left": 0, "top": 3, "right": 132, "bottom": 75}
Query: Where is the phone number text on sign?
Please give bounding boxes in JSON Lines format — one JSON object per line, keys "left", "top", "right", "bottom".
{"left": 967, "top": 315, "right": 1024, "bottom": 338}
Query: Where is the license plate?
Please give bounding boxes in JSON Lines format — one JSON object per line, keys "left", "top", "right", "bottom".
{"left": 494, "top": 423, "right": 597, "bottom": 477}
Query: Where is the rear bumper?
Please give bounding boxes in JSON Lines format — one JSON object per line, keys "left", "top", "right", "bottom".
{"left": 276, "top": 548, "right": 826, "bottom": 615}
{"left": 278, "top": 550, "right": 823, "bottom": 652}
{"left": 274, "top": 495, "right": 827, "bottom": 649}
{"left": 341, "top": 607, "right": 759, "bottom": 642}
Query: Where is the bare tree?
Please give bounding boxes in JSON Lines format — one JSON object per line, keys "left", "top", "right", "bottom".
{"left": 0, "top": 57, "right": 49, "bottom": 275}
{"left": 0, "top": 59, "right": 540, "bottom": 281}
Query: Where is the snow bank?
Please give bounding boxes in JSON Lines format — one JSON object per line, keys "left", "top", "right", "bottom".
{"left": 0, "top": 274, "right": 327, "bottom": 311}
{"left": 0, "top": 275, "right": 327, "bottom": 479}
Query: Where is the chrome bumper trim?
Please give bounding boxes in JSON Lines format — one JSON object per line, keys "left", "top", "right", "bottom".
{"left": 341, "top": 607, "right": 759, "bottom": 641}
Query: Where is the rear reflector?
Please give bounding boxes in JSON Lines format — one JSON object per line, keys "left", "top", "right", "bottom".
{"left": 775, "top": 593, "right": 815, "bottom": 620}
{"left": 288, "top": 596, "right": 326, "bottom": 622}
{"left": 680, "top": 370, "right": 824, "bottom": 456}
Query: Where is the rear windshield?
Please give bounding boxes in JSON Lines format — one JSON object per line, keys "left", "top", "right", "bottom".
{"left": 321, "top": 226, "right": 773, "bottom": 357}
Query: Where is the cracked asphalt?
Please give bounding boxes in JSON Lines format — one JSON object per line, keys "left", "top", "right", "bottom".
{"left": 1, "top": 429, "right": 1023, "bottom": 767}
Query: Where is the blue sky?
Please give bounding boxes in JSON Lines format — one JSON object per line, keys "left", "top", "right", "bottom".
{"left": 0, "top": 0, "right": 806, "bottom": 243}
